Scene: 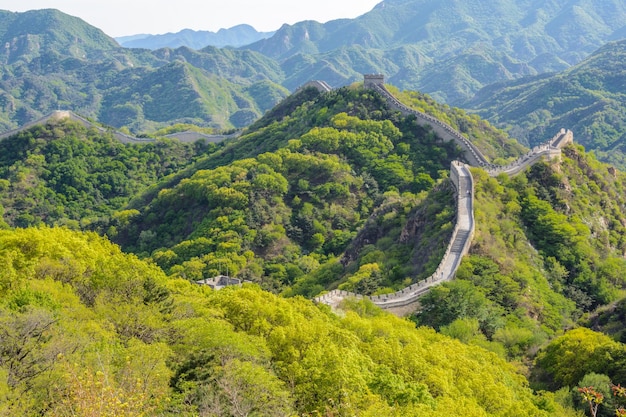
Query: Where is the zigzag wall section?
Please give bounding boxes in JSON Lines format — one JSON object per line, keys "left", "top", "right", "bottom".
{"left": 315, "top": 75, "right": 573, "bottom": 315}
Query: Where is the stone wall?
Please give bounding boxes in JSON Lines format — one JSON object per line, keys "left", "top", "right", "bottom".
{"left": 370, "top": 83, "right": 489, "bottom": 166}
{"left": 483, "top": 128, "right": 573, "bottom": 176}
{"left": 314, "top": 161, "right": 475, "bottom": 311}
{"left": 0, "top": 110, "right": 154, "bottom": 144}
{"left": 364, "top": 74, "right": 385, "bottom": 89}
{"left": 315, "top": 76, "right": 573, "bottom": 316}
{"left": 300, "top": 80, "right": 333, "bottom": 93}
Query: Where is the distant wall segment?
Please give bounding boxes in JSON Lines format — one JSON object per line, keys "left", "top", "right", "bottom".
{"left": 0, "top": 110, "right": 234, "bottom": 145}
{"left": 299, "top": 80, "right": 333, "bottom": 93}
{"left": 0, "top": 110, "right": 154, "bottom": 143}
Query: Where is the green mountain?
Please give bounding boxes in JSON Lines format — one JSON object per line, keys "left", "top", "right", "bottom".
{"left": 465, "top": 40, "right": 626, "bottom": 168}
{"left": 0, "top": 117, "right": 212, "bottom": 228}
{"left": 246, "top": 0, "right": 626, "bottom": 103}
{"left": 0, "top": 9, "right": 288, "bottom": 132}
{"left": 91, "top": 86, "right": 470, "bottom": 296}
{"left": 115, "top": 25, "right": 275, "bottom": 49}
{"left": 0, "top": 84, "right": 525, "bottom": 295}
{"left": 0, "top": 8, "right": 119, "bottom": 61}
{"left": 110, "top": 84, "right": 626, "bottom": 387}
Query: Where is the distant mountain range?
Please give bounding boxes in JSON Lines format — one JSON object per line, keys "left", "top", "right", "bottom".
{"left": 110, "top": 0, "right": 626, "bottom": 106}
{"left": 242, "top": 0, "right": 626, "bottom": 103}
{"left": 4, "top": 2, "right": 626, "bottom": 167}
{"left": 115, "top": 25, "right": 275, "bottom": 50}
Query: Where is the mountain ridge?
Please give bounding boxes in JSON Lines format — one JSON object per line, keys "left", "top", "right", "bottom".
{"left": 5, "top": 6, "right": 626, "bottom": 166}
{"left": 0, "top": 9, "right": 289, "bottom": 132}
{"left": 116, "top": 24, "right": 276, "bottom": 50}
{"left": 464, "top": 39, "right": 626, "bottom": 168}
{"left": 244, "top": 0, "right": 626, "bottom": 103}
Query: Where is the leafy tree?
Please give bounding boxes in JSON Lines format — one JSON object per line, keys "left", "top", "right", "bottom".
{"left": 535, "top": 328, "right": 626, "bottom": 389}
{"left": 414, "top": 279, "right": 504, "bottom": 337}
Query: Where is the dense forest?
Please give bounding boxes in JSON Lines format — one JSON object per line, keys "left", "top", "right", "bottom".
{"left": 0, "top": 120, "right": 214, "bottom": 228}
{"left": 0, "top": 227, "right": 582, "bottom": 416}
{"left": 1, "top": 83, "right": 626, "bottom": 416}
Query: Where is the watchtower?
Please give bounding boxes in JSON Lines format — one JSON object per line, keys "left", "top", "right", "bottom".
{"left": 364, "top": 74, "right": 385, "bottom": 88}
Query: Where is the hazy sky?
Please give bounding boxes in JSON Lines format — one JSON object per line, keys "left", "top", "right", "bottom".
{"left": 0, "top": 1, "right": 382, "bottom": 37}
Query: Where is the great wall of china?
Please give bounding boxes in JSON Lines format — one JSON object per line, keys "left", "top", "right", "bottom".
{"left": 314, "top": 74, "right": 573, "bottom": 315}
{"left": 0, "top": 75, "right": 573, "bottom": 316}
{"left": 0, "top": 110, "right": 234, "bottom": 144}
{"left": 0, "top": 110, "right": 153, "bottom": 144}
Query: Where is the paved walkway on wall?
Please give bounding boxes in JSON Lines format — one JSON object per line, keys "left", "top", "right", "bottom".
{"left": 315, "top": 161, "right": 475, "bottom": 310}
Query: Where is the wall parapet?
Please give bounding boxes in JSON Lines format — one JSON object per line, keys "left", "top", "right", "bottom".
{"left": 483, "top": 128, "right": 572, "bottom": 176}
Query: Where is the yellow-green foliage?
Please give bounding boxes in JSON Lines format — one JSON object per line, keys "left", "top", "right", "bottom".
{"left": 0, "top": 227, "right": 579, "bottom": 416}
{"left": 535, "top": 328, "right": 626, "bottom": 389}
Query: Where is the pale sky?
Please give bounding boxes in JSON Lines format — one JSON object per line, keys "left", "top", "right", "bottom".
{"left": 0, "top": 1, "right": 382, "bottom": 37}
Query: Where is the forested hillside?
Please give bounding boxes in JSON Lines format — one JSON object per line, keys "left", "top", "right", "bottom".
{"left": 0, "top": 119, "right": 214, "bottom": 229}
{"left": 2, "top": 74, "right": 626, "bottom": 415}
{"left": 0, "top": 227, "right": 583, "bottom": 416}
{"left": 416, "top": 143, "right": 626, "bottom": 350}
{"left": 112, "top": 85, "right": 525, "bottom": 298}
{"left": 466, "top": 40, "right": 626, "bottom": 169}
{"left": 0, "top": 9, "right": 288, "bottom": 132}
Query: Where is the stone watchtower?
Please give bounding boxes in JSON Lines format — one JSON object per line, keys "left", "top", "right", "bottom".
{"left": 364, "top": 74, "right": 385, "bottom": 88}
